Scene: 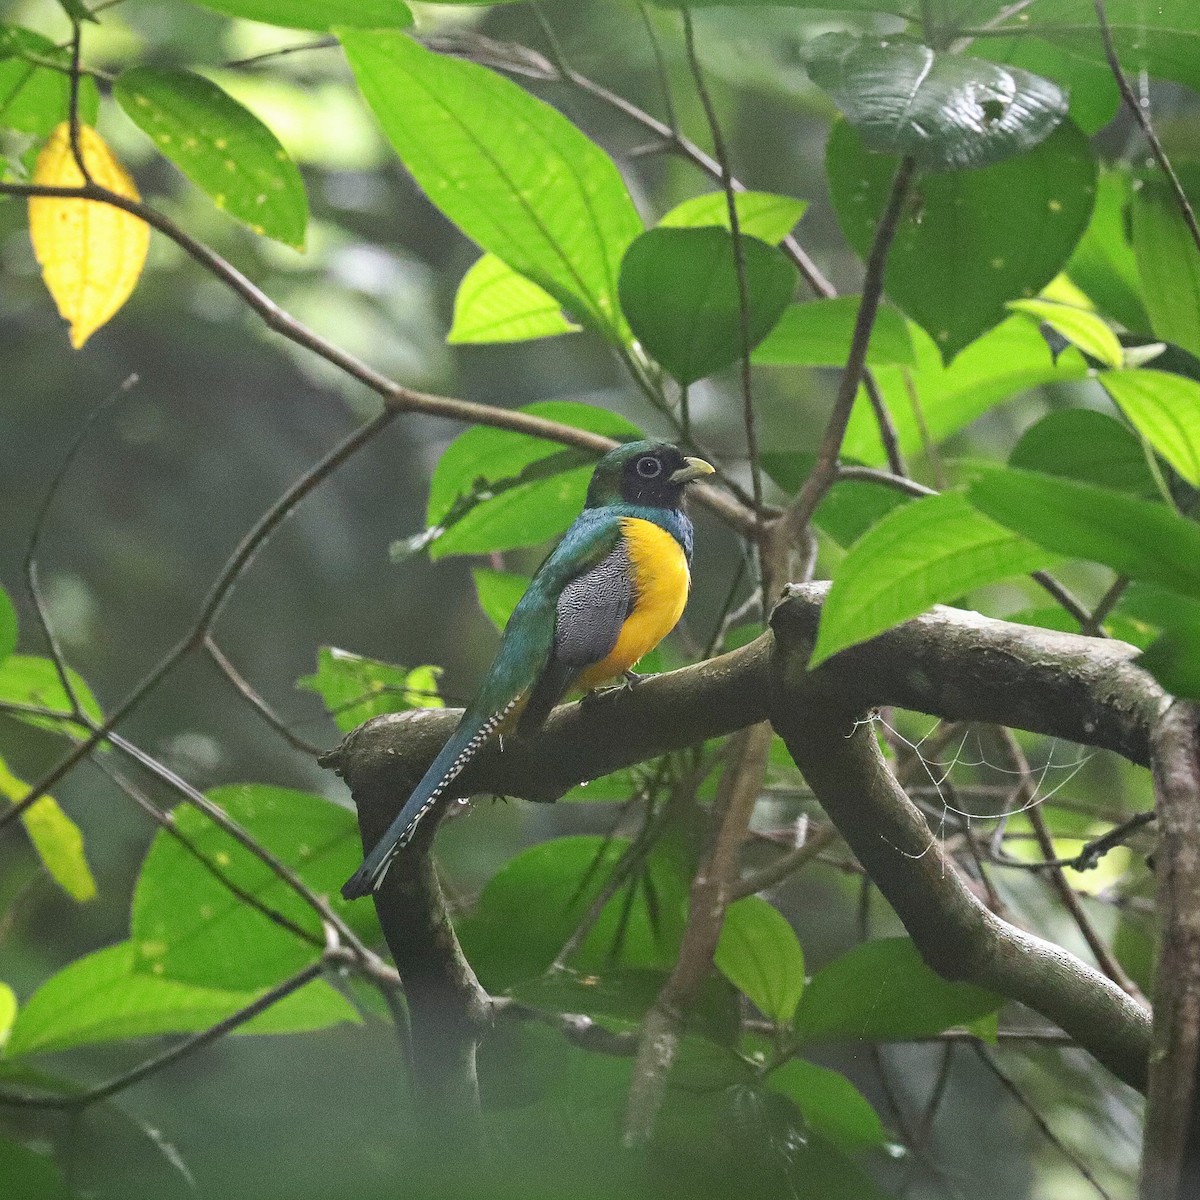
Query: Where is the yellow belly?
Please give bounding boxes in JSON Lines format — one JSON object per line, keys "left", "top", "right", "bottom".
{"left": 576, "top": 517, "right": 690, "bottom": 691}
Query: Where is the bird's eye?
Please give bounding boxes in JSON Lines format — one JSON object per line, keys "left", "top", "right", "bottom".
{"left": 635, "top": 456, "right": 663, "bottom": 479}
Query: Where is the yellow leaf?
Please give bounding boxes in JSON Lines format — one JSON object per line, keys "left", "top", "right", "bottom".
{"left": 0, "top": 983, "right": 15, "bottom": 1051}
{"left": 29, "top": 122, "right": 150, "bottom": 349}
{"left": 0, "top": 754, "right": 97, "bottom": 902}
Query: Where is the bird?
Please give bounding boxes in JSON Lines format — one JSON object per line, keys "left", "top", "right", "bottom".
{"left": 341, "top": 439, "right": 715, "bottom": 899}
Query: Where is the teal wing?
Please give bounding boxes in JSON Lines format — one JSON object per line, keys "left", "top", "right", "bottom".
{"left": 341, "top": 512, "right": 625, "bottom": 898}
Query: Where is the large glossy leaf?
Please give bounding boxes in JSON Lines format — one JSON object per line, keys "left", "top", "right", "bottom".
{"left": 618, "top": 227, "right": 796, "bottom": 385}
{"left": 805, "top": 34, "right": 1066, "bottom": 171}
{"left": 811, "top": 491, "right": 1061, "bottom": 665}
{"left": 0, "top": 27, "right": 98, "bottom": 136}
{"left": 0, "top": 755, "right": 95, "bottom": 902}
{"left": 1009, "top": 408, "right": 1158, "bottom": 496}
{"left": 1131, "top": 173, "right": 1200, "bottom": 358}
{"left": 0, "top": 653, "right": 103, "bottom": 737}
{"left": 767, "top": 1059, "right": 887, "bottom": 1151}
{"left": 658, "top": 190, "right": 808, "bottom": 243}
{"left": 447, "top": 254, "right": 580, "bottom": 345}
{"left": 828, "top": 119, "right": 1096, "bottom": 360}
{"left": 0, "top": 585, "right": 15, "bottom": 663}
{"left": 340, "top": 30, "right": 643, "bottom": 343}
{"left": 714, "top": 896, "right": 805, "bottom": 1024}
{"left": 841, "top": 317, "right": 1090, "bottom": 465}
{"left": 793, "top": 937, "right": 1002, "bottom": 1042}
{"left": 456, "top": 836, "right": 688, "bottom": 992}
{"left": 1100, "top": 369, "right": 1200, "bottom": 486}
{"left": 297, "top": 646, "right": 441, "bottom": 733}
{"left": 424, "top": 401, "right": 640, "bottom": 559}
{"left": 131, "top": 784, "right": 380, "bottom": 990}
{"left": 752, "top": 297, "right": 914, "bottom": 367}
{"left": 968, "top": 467, "right": 1200, "bottom": 599}
{"left": 6, "top": 943, "right": 357, "bottom": 1058}
{"left": 115, "top": 67, "right": 308, "bottom": 248}
{"left": 196, "top": 0, "right": 411, "bottom": 31}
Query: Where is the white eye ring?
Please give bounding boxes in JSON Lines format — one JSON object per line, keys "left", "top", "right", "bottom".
{"left": 635, "top": 456, "right": 663, "bottom": 479}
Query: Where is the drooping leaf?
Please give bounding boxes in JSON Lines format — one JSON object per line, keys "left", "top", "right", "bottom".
{"left": 828, "top": 119, "right": 1096, "bottom": 360}
{"left": 6, "top": 942, "right": 357, "bottom": 1058}
{"left": 811, "top": 491, "right": 1061, "bottom": 665}
{"left": 447, "top": 253, "right": 580, "bottom": 344}
{"left": 968, "top": 466, "right": 1200, "bottom": 600}
{"left": 1006, "top": 297, "right": 1124, "bottom": 368}
{"left": 752, "top": 297, "right": 914, "bottom": 366}
{"left": 793, "top": 937, "right": 1002, "bottom": 1042}
{"left": 0, "top": 755, "right": 95, "bottom": 902}
{"left": 1131, "top": 173, "right": 1200, "bottom": 359}
{"left": 339, "top": 30, "right": 643, "bottom": 342}
{"left": 658, "top": 189, "right": 808, "bottom": 243}
{"left": 805, "top": 34, "right": 1066, "bottom": 172}
{"left": 297, "top": 646, "right": 442, "bottom": 733}
{"left": 471, "top": 568, "right": 531, "bottom": 633}
{"left": 195, "top": 0, "right": 411, "bottom": 31}
{"left": 114, "top": 67, "right": 308, "bottom": 248}
{"left": 841, "top": 317, "right": 1090, "bottom": 465}
{"left": 1099, "top": 369, "right": 1200, "bottom": 486}
{"left": 424, "top": 401, "right": 640, "bottom": 559}
{"left": 767, "top": 1058, "right": 887, "bottom": 1151}
{"left": 131, "top": 784, "right": 380, "bottom": 990}
{"left": 0, "top": 585, "right": 15, "bottom": 663}
{"left": 1009, "top": 408, "right": 1158, "bottom": 496}
{"left": 28, "top": 123, "right": 150, "bottom": 349}
{"left": 0, "top": 653, "right": 103, "bottom": 737}
{"left": 0, "top": 27, "right": 99, "bottom": 136}
{"left": 714, "top": 896, "right": 805, "bottom": 1024}
{"left": 618, "top": 227, "right": 796, "bottom": 385}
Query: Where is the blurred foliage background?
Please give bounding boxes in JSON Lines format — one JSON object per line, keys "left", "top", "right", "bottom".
{"left": 1, "top": 0, "right": 1192, "bottom": 1195}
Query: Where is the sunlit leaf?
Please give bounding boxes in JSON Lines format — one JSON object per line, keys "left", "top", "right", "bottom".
{"left": 714, "top": 896, "right": 805, "bottom": 1023}
{"left": 1007, "top": 297, "right": 1123, "bottom": 368}
{"left": 0, "top": 27, "right": 98, "bottom": 136}
{"left": 297, "top": 646, "right": 442, "bottom": 733}
{"left": 28, "top": 123, "right": 149, "bottom": 348}
{"left": 195, "top": 0, "right": 411, "bottom": 31}
{"left": 658, "top": 190, "right": 808, "bottom": 243}
{"left": 1131, "top": 173, "right": 1200, "bottom": 359}
{"left": 752, "top": 297, "right": 914, "bottom": 366}
{"left": 0, "top": 653, "right": 103, "bottom": 737}
{"left": 114, "top": 67, "right": 308, "bottom": 247}
{"left": 447, "top": 253, "right": 580, "bottom": 345}
{"left": 1099, "top": 369, "right": 1200, "bottom": 486}
{"left": 0, "top": 982, "right": 16, "bottom": 1050}
{"left": 811, "top": 491, "right": 1061, "bottom": 665}
{"left": 471, "top": 567, "right": 531, "bottom": 633}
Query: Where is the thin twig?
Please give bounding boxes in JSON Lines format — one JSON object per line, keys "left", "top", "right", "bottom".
{"left": 730, "top": 821, "right": 838, "bottom": 900}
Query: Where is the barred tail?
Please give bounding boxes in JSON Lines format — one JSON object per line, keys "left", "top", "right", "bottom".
{"left": 340, "top": 698, "right": 518, "bottom": 899}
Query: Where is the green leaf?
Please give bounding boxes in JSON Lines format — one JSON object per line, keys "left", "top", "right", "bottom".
{"left": 794, "top": 937, "right": 1002, "bottom": 1043}
{"left": 340, "top": 30, "right": 643, "bottom": 343}
{"left": 0, "top": 27, "right": 99, "bottom": 136}
{"left": 1099, "top": 369, "right": 1200, "bottom": 486}
{"left": 424, "top": 401, "right": 641, "bottom": 559}
{"left": 194, "top": 0, "right": 411, "bottom": 31}
{"left": 1068, "top": 167, "right": 1150, "bottom": 334}
{"left": 0, "top": 654, "right": 103, "bottom": 738}
{"left": 0, "top": 755, "right": 95, "bottom": 902}
{"left": 752, "top": 297, "right": 914, "bottom": 366}
{"left": 618, "top": 227, "right": 796, "bottom": 385}
{"left": 812, "top": 491, "right": 1061, "bottom": 665}
{"left": 714, "top": 896, "right": 805, "bottom": 1024}
{"left": 842, "top": 317, "right": 1089, "bottom": 465}
{"left": 456, "top": 836, "right": 688, "bottom": 992}
{"left": 767, "top": 1059, "right": 887, "bottom": 1151}
{"left": 0, "top": 982, "right": 15, "bottom": 1051}
{"left": 297, "top": 646, "right": 441, "bottom": 733}
{"left": 1132, "top": 174, "right": 1200, "bottom": 359}
{"left": 0, "top": 1140, "right": 64, "bottom": 1200}
{"left": 447, "top": 253, "right": 580, "bottom": 345}
{"left": 0, "top": 584, "right": 15, "bottom": 663}
{"left": 6, "top": 942, "right": 357, "bottom": 1058}
{"left": 1119, "top": 583, "right": 1200, "bottom": 699}
{"left": 114, "top": 67, "right": 308, "bottom": 248}
{"left": 472, "top": 567, "right": 530, "bottom": 633}
{"left": 968, "top": 466, "right": 1200, "bottom": 600}
{"left": 131, "top": 784, "right": 380, "bottom": 990}
{"left": 828, "top": 119, "right": 1096, "bottom": 360}
{"left": 1009, "top": 408, "right": 1158, "bottom": 496}
{"left": 805, "top": 34, "right": 1066, "bottom": 172}
{"left": 1007, "top": 298, "right": 1123, "bottom": 368}
{"left": 659, "top": 189, "right": 808, "bottom": 243}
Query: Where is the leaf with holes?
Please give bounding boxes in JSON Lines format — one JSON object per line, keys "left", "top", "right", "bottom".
{"left": 115, "top": 67, "right": 308, "bottom": 248}
{"left": 448, "top": 253, "right": 581, "bottom": 344}
{"left": 805, "top": 34, "right": 1067, "bottom": 172}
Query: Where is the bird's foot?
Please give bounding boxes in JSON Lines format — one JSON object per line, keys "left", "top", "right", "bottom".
{"left": 580, "top": 671, "right": 647, "bottom": 707}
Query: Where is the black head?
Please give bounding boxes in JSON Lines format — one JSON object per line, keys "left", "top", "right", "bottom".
{"left": 585, "top": 440, "right": 715, "bottom": 509}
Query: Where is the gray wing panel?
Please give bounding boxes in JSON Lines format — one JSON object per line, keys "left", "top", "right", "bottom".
{"left": 553, "top": 540, "right": 633, "bottom": 668}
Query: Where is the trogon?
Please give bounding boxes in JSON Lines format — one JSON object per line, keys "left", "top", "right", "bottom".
{"left": 341, "top": 440, "right": 714, "bottom": 899}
